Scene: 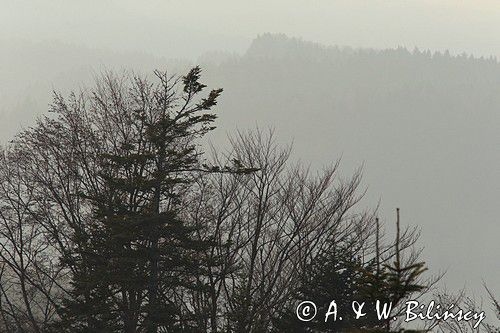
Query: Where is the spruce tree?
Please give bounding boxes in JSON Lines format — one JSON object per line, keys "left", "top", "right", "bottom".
{"left": 274, "top": 209, "right": 429, "bottom": 333}
{"left": 50, "top": 67, "right": 226, "bottom": 332}
{"left": 273, "top": 248, "right": 381, "bottom": 333}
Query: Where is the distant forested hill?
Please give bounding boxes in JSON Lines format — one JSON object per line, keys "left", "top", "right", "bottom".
{"left": 204, "top": 33, "right": 500, "bottom": 144}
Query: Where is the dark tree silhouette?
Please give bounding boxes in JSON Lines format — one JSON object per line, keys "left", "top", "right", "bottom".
{"left": 2, "top": 67, "right": 229, "bottom": 332}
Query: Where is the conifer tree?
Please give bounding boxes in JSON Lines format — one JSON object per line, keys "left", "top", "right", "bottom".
{"left": 273, "top": 248, "right": 381, "bottom": 332}
{"left": 274, "top": 209, "right": 429, "bottom": 333}
{"left": 42, "top": 67, "right": 227, "bottom": 332}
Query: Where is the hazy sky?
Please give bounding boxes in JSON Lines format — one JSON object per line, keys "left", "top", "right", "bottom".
{"left": 2, "top": 0, "right": 500, "bottom": 59}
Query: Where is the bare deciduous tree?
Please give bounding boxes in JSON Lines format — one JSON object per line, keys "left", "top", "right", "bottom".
{"left": 182, "top": 129, "right": 384, "bottom": 332}
{"left": 0, "top": 146, "right": 67, "bottom": 332}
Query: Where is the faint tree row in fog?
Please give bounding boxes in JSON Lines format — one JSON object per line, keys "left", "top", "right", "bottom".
{"left": 0, "top": 67, "right": 496, "bottom": 332}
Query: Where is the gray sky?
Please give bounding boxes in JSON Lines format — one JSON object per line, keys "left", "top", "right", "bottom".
{"left": 2, "top": 0, "right": 500, "bottom": 59}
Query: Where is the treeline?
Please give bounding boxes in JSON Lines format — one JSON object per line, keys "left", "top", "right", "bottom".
{"left": 204, "top": 33, "right": 500, "bottom": 126}
{"left": 0, "top": 68, "right": 494, "bottom": 333}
